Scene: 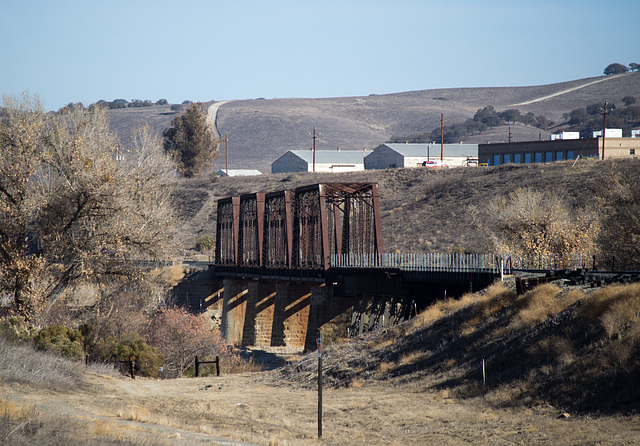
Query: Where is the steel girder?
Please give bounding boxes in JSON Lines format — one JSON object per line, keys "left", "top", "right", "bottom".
{"left": 215, "top": 183, "right": 382, "bottom": 271}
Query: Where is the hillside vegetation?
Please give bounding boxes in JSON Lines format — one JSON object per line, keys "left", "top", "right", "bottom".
{"left": 174, "top": 158, "right": 626, "bottom": 263}
{"left": 108, "top": 72, "right": 640, "bottom": 172}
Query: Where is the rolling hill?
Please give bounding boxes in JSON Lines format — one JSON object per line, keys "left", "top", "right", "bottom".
{"left": 108, "top": 72, "right": 640, "bottom": 172}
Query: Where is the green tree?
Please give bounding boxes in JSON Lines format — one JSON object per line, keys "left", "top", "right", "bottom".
{"left": 473, "top": 106, "right": 504, "bottom": 129}
{"left": 521, "top": 112, "right": 536, "bottom": 126}
{"left": 535, "top": 115, "right": 551, "bottom": 130}
{"left": 163, "top": 102, "right": 220, "bottom": 178}
{"left": 498, "top": 109, "right": 521, "bottom": 124}
{"left": 604, "top": 63, "right": 629, "bottom": 75}
{"left": 569, "top": 108, "right": 588, "bottom": 125}
{"left": 0, "top": 93, "right": 176, "bottom": 324}
{"left": 629, "top": 62, "right": 639, "bottom": 72}
{"left": 622, "top": 96, "right": 636, "bottom": 106}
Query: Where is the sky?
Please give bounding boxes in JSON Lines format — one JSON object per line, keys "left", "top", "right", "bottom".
{"left": 2, "top": 0, "right": 638, "bottom": 111}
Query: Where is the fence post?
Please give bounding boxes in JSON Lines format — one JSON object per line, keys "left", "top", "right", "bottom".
{"left": 129, "top": 356, "right": 135, "bottom": 379}
{"left": 195, "top": 356, "right": 200, "bottom": 377}
{"left": 216, "top": 356, "right": 220, "bottom": 377}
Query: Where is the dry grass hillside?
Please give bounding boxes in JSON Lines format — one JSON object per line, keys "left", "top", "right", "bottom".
{"left": 3, "top": 280, "right": 640, "bottom": 445}
{"left": 173, "top": 158, "right": 617, "bottom": 258}
{"left": 107, "top": 72, "right": 640, "bottom": 172}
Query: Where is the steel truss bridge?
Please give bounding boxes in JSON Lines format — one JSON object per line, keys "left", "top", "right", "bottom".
{"left": 204, "top": 182, "right": 606, "bottom": 349}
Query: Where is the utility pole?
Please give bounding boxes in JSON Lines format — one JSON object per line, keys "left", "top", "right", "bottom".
{"left": 440, "top": 113, "right": 444, "bottom": 162}
{"left": 224, "top": 134, "right": 229, "bottom": 176}
{"left": 312, "top": 127, "right": 317, "bottom": 172}
{"left": 600, "top": 101, "right": 609, "bottom": 160}
{"left": 508, "top": 125, "right": 512, "bottom": 143}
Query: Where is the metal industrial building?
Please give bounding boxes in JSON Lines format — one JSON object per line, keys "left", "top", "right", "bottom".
{"left": 271, "top": 149, "right": 366, "bottom": 173}
{"left": 364, "top": 143, "right": 478, "bottom": 169}
{"left": 479, "top": 137, "right": 640, "bottom": 165}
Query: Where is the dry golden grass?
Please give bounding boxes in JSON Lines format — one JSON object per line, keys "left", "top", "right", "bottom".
{"left": 408, "top": 286, "right": 490, "bottom": 335}
{"left": 511, "top": 284, "right": 584, "bottom": 330}
{"left": 151, "top": 264, "right": 186, "bottom": 288}
{"left": 398, "top": 350, "right": 430, "bottom": 367}
{"left": 461, "top": 283, "right": 516, "bottom": 335}
{"left": 527, "top": 335, "right": 574, "bottom": 364}
{"left": 581, "top": 283, "right": 640, "bottom": 339}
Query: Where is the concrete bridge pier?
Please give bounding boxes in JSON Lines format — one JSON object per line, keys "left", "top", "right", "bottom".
{"left": 270, "top": 282, "right": 313, "bottom": 349}
{"left": 242, "top": 280, "right": 277, "bottom": 347}
{"left": 220, "top": 279, "right": 249, "bottom": 345}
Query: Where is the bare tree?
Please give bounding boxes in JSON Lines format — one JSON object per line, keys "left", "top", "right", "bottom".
{"left": 472, "top": 188, "right": 600, "bottom": 258}
{"left": 0, "top": 93, "right": 176, "bottom": 323}
{"left": 596, "top": 160, "right": 640, "bottom": 270}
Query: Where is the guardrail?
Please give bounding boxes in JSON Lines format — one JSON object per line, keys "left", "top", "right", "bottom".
{"left": 330, "top": 253, "right": 594, "bottom": 274}
{"left": 331, "top": 253, "right": 508, "bottom": 274}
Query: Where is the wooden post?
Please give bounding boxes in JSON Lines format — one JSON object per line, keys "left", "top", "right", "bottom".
{"left": 216, "top": 356, "right": 220, "bottom": 377}
{"left": 318, "top": 331, "right": 323, "bottom": 439}
{"left": 195, "top": 356, "right": 200, "bottom": 377}
{"left": 129, "top": 357, "right": 135, "bottom": 379}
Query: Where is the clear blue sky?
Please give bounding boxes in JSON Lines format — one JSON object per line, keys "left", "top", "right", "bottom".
{"left": 2, "top": 0, "right": 638, "bottom": 111}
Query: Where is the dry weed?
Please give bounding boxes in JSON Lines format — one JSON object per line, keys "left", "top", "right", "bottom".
{"left": 399, "top": 350, "right": 430, "bottom": 367}
{"left": 378, "top": 361, "right": 393, "bottom": 373}
{"left": 408, "top": 304, "right": 444, "bottom": 333}
{"left": 150, "top": 264, "right": 186, "bottom": 288}
{"left": 0, "top": 338, "right": 85, "bottom": 389}
{"left": 510, "top": 284, "right": 583, "bottom": 329}
{"left": 527, "top": 335, "right": 573, "bottom": 364}
{"left": 601, "top": 299, "right": 640, "bottom": 340}
{"left": 581, "top": 283, "right": 640, "bottom": 319}
{"left": 369, "top": 338, "right": 395, "bottom": 351}
{"left": 581, "top": 284, "right": 640, "bottom": 340}
{"left": 461, "top": 283, "right": 516, "bottom": 334}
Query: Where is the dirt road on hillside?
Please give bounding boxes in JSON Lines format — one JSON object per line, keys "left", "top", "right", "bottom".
{"left": 511, "top": 73, "right": 629, "bottom": 106}
{"left": 3, "top": 368, "right": 640, "bottom": 445}
{"left": 208, "top": 101, "right": 231, "bottom": 140}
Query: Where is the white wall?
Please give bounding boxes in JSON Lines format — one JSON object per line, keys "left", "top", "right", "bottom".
{"left": 593, "top": 129, "right": 623, "bottom": 138}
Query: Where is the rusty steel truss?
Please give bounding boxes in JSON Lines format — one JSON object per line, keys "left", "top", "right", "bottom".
{"left": 215, "top": 183, "right": 382, "bottom": 272}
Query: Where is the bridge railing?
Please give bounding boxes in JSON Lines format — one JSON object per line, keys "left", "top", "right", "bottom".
{"left": 330, "top": 253, "right": 507, "bottom": 274}
{"left": 330, "top": 253, "right": 593, "bottom": 274}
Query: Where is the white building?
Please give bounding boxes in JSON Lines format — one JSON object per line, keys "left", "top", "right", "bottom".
{"left": 551, "top": 131, "right": 580, "bottom": 140}
{"left": 593, "top": 128, "right": 623, "bottom": 138}
{"left": 364, "top": 143, "right": 478, "bottom": 170}
{"left": 271, "top": 149, "right": 365, "bottom": 173}
{"left": 216, "top": 169, "right": 263, "bottom": 177}
{"left": 631, "top": 129, "right": 640, "bottom": 138}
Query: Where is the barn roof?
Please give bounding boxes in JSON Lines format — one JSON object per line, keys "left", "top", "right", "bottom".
{"left": 285, "top": 149, "right": 365, "bottom": 164}
{"left": 381, "top": 143, "right": 478, "bottom": 157}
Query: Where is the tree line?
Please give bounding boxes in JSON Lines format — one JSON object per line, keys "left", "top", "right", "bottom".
{"left": 565, "top": 96, "right": 640, "bottom": 136}
{"left": 604, "top": 62, "right": 639, "bottom": 75}
{"left": 0, "top": 93, "right": 239, "bottom": 378}
{"left": 390, "top": 106, "right": 555, "bottom": 144}
{"left": 58, "top": 98, "right": 195, "bottom": 113}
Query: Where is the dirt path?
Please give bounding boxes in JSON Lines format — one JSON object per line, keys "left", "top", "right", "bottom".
{"left": 3, "top": 369, "right": 640, "bottom": 445}
{"left": 510, "top": 73, "right": 628, "bottom": 106}
{"left": 208, "top": 101, "right": 231, "bottom": 140}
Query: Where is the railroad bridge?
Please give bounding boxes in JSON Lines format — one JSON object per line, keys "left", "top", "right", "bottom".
{"left": 197, "top": 183, "right": 507, "bottom": 352}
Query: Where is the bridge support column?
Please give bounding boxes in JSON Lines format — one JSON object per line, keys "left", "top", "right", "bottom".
{"left": 242, "top": 280, "right": 277, "bottom": 347}
{"left": 271, "top": 282, "right": 313, "bottom": 349}
{"left": 220, "top": 279, "right": 249, "bottom": 346}
{"left": 304, "top": 284, "right": 354, "bottom": 351}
